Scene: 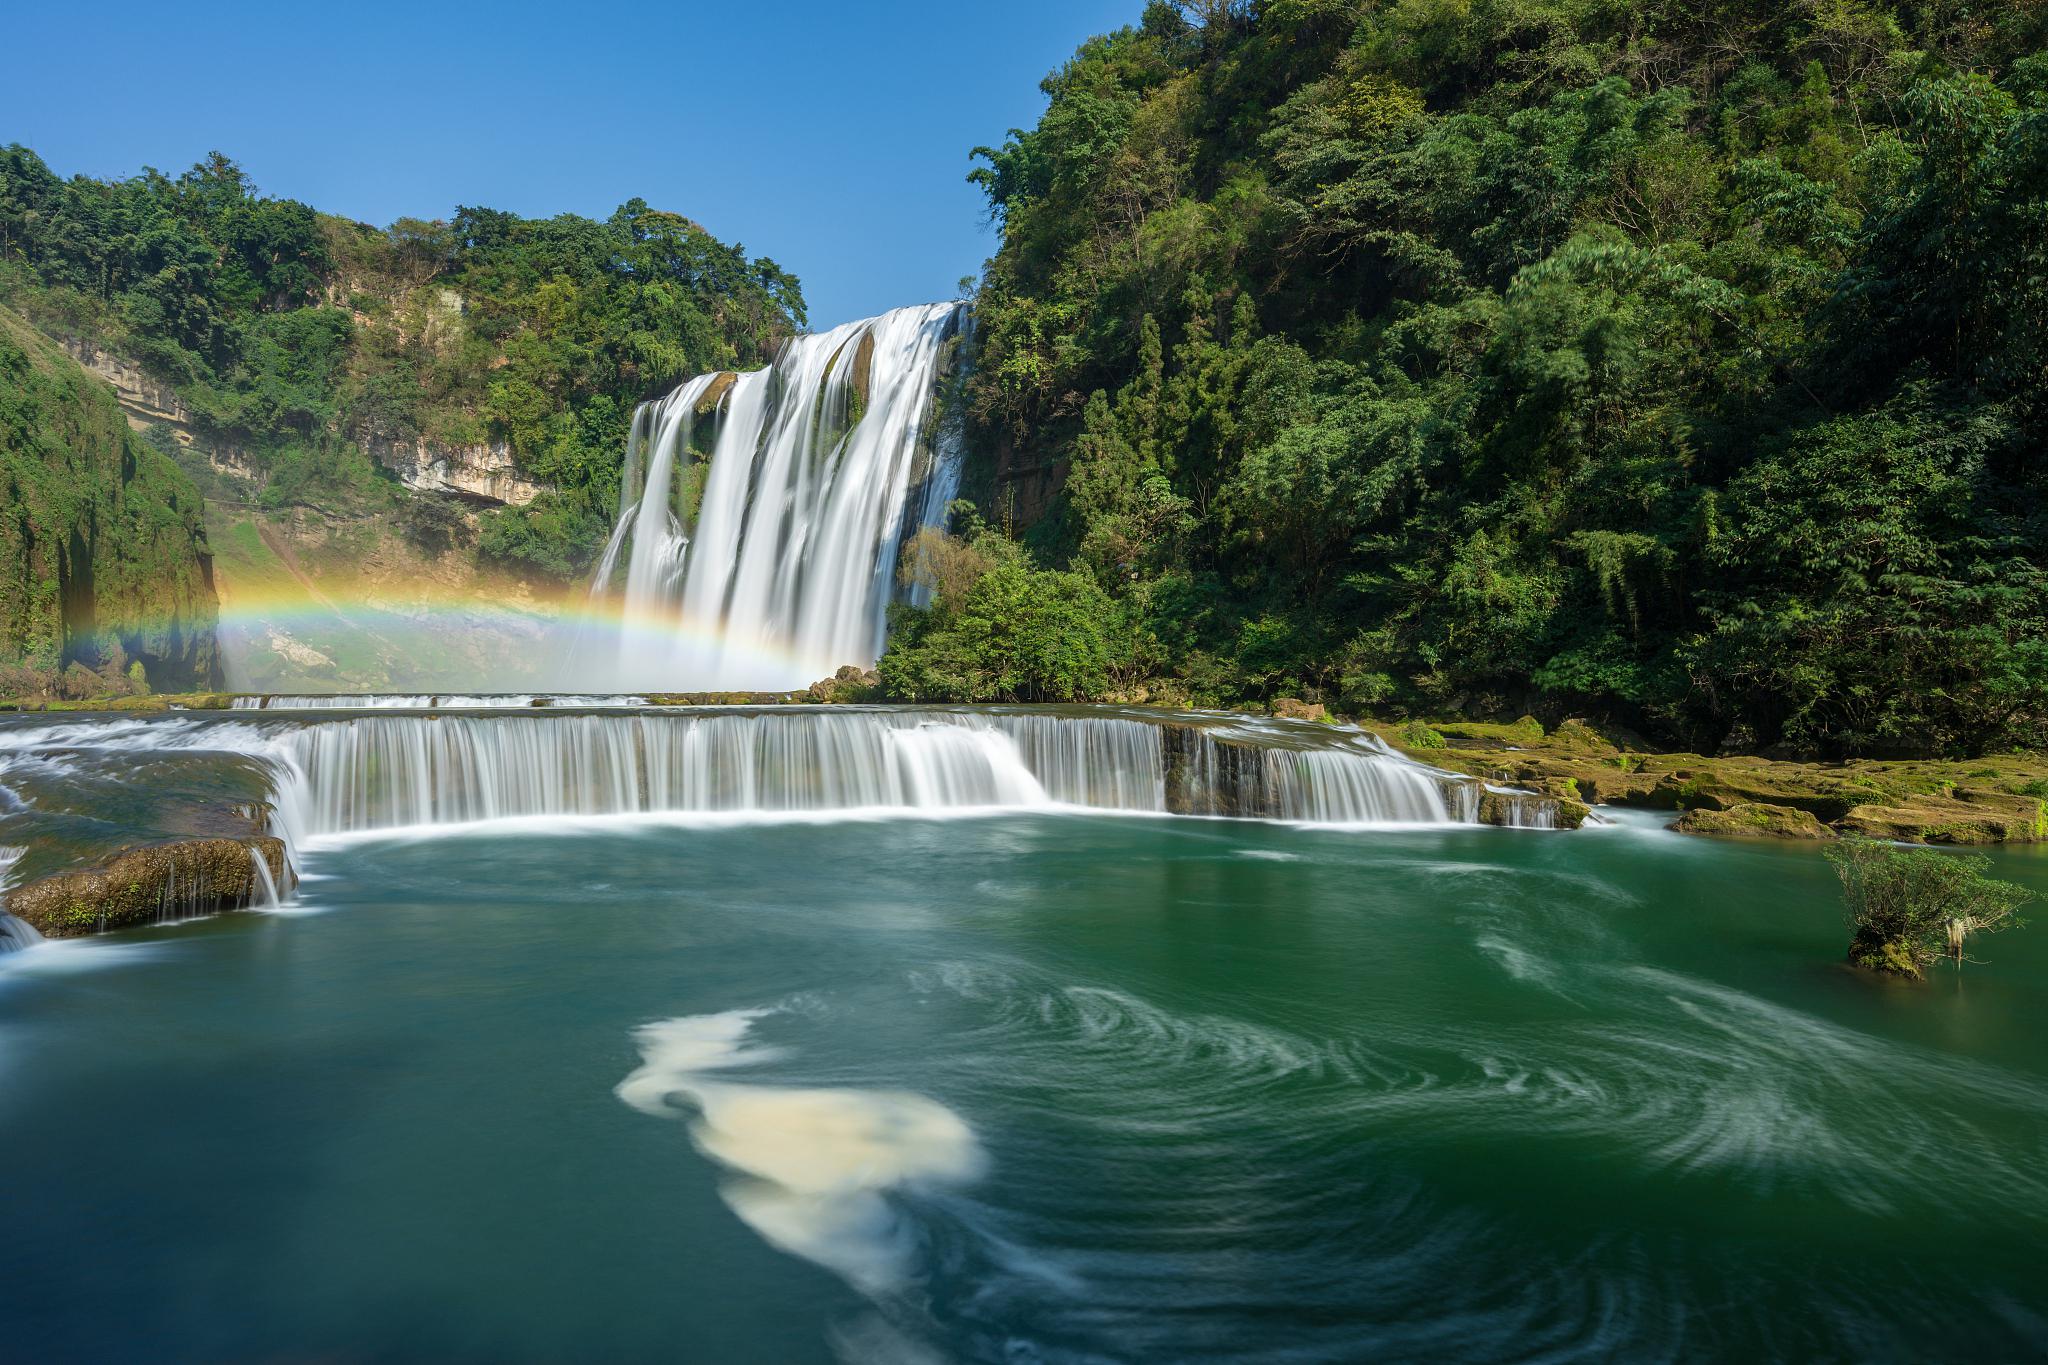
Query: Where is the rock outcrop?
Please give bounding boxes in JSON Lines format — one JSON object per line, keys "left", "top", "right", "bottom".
{"left": 1676, "top": 803, "right": 1836, "bottom": 840}
{"left": 57, "top": 337, "right": 193, "bottom": 432}
{"left": 360, "top": 428, "right": 549, "bottom": 506}
{"left": 9, "top": 837, "right": 292, "bottom": 938}
{"left": 1379, "top": 714, "right": 2048, "bottom": 844}
{"left": 807, "top": 666, "right": 881, "bottom": 704}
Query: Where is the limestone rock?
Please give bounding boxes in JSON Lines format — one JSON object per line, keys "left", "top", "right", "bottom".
{"left": 1272, "top": 697, "right": 1328, "bottom": 723}
{"left": 10, "top": 837, "right": 292, "bottom": 938}
{"left": 1676, "top": 803, "right": 1836, "bottom": 840}
{"left": 807, "top": 666, "right": 881, "bottom": 704}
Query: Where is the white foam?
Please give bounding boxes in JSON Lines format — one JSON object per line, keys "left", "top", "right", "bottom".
{"left": 617, "top": 1009, "right": 984, "bottom": 1293}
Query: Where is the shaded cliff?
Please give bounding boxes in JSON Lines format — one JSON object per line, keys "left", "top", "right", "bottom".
{"left": 0, "top": 307, "right": 219, "bottom": 692}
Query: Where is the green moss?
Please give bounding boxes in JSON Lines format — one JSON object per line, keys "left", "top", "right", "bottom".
{"left": 1400, "top": 720, "right": 1446, "bottom": 750}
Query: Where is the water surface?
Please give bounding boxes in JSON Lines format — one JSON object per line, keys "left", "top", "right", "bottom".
{"left": 2, "top": 812, "right": 2043, "bottom": 1362}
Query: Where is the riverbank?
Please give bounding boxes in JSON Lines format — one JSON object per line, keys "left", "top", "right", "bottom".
{"left": 1370, "top": 715, "right": 2048, "bottom": 846}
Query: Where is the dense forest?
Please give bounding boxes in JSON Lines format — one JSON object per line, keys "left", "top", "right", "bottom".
{"left": 887, "top": 0, "right": 2048, "bottom": 758}
{"left": 0, "top": 147, "right": 805, "bottom": 578}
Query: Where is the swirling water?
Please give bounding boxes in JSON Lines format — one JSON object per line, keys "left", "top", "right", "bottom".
{"left": 1, "top": 811, "right": 2043, "bottom": 1362}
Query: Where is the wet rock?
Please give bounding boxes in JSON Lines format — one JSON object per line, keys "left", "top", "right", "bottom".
{"left": 10, "top": 837, "right": 292, "bottom": 938}
{"left": 807, "top": 666, "right": 880, "bottom": 704}
{"left": 1477, "top": 789, "right": 1588, "bottom": 830}
{"left": 1272, "top": 698, "right": 1328, "bottom": 723}
{"left": 693, "top": 372, "right": 738, "bottom": 417}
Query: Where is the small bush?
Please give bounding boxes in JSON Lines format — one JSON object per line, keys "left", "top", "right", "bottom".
{"left": 878, "top": 536, "right": 1115, "bottom": 704}
{"left": 1826, "top": 839, "right": 2031, "bottom": 978}
{"left": 1400, "top": 721, "right": 1446, "bottom": 750}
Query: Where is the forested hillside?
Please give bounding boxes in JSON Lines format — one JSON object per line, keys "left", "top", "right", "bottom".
{"left": 909, "top": 0, "right": 2048, "bottom": 757}
{"left": 0, "top": 305, "right": 217, "bottom": 693}
{"left": 0, "top": 147, "right": 805, "bottom": 577}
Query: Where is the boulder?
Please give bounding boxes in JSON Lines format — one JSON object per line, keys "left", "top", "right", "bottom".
{"left": 1272, "top": 697, "right": 1328, "bottom": 723}
{"left": 1476, "top": 789, "right": 1589, "bottom": 830}
{"left": 807, "top": 666, "right": 881, "bottom": 705}
{"left": 1675, "top": 803, "right": 1836, "bottom": 840}
{"left": 10, "top": 837, "right": 292, "bottom": 938}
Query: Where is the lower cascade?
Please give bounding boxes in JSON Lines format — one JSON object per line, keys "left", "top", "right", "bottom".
{"left": 0, "top": 914, "right": 39, "bottom": 953}
{"left": 260, "top": 710, "right": 1461, "bottom": 842}
{"left": 0, "top": 847, "right": 37, "bottom": 952}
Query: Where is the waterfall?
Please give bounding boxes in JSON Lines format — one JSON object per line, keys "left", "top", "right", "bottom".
{"left": 1262, "top": 749, "right": 1458, "bottom": 825}
{"left": 257, "top": 711, "right": 1466, "bottom": 841}
{"left": 0, "top": 846, "right": 38, "bottom": 952}
{"left": 247, "top": 847, "right": 285, "bottom": 909}
{"left": 583, "top": 302, "right": 969, "bottom": 691}
{"left": 1489, "top": 790, "right": 1561, "bottom": 830}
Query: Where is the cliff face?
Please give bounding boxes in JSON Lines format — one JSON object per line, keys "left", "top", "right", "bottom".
{"left": 57, "top": 335, "right": 546, "bottom": 508}
{"left": 0, "top": 308, "right": 220, "bottom": 692}
{"left": 361, "top": 427, "right": 549, "bottom": 505}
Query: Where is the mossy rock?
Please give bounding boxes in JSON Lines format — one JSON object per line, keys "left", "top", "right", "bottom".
{"left": 1476, "top": 789, "right": 1589, "bottom": 830}
{"left": 1675, "top": 803, "right": 1836, "bottom": 841}
{"left": 10, "top": 837, "right": 292, "bottom": 938}
{"left": 807, "top": 666, "right": 881, "bottom": 705}
{"left": 1839, "top": 790, "right": 2045, "bottom": 844}
{"left": 1850, "top": 934, "right": 1923, "bottom": 979}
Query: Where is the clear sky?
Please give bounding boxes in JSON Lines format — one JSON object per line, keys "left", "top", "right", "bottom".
{"left": 1, "top": 0, "right": 1141, "bottom": 329}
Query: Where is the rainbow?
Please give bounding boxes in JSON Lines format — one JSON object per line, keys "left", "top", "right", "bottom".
{"left": 209, "top": 576, "right": 838, "bottom": 691}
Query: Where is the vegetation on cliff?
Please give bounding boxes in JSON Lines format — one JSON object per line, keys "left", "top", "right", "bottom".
{"left": 0, "top": 305, "right": 217, "bottom": 693}
{"left": 0, "top": 147, "right": 806, "bottom": 576}
{"left": 933, "top": 0, "right": 2048, "bottom": 758}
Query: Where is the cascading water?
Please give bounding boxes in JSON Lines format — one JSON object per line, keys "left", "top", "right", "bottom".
{"left": 256, "top": 711, "right": 1466, "bottom": 843}
{"left": 582, "top": 302, "right": 969, "bottom": 691}
{"left": 1263, "top": 749, "right": 1461, "bottom": 825}
{"left": 0, "top": 846, "right": 38, "bottom": 953}
{"left": 247, "top": 847, "right": 285, "bottom": 909}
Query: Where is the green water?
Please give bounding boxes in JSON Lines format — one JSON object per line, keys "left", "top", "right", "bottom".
{"left": 2, "top": 811, "right": 2044, "bottom": 1362}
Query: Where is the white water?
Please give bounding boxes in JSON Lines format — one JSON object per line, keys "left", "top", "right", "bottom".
{"left": 0, "top": 845, "right": 38, "bottom": 952}
{"left": 1266, "top": 749, "right": 1463, "bottom": 824}
{"left": 0, "top": 710, "right": 1483, "bottom": 898}
{"left": 246, "top": 848, "right": 285, "bottom": 909}
{"left": 617, "top": 1009, "right": 984, "bottom": 1295}
{"left": 254, "top": 711, "right": 1462, "bottom": 843}
{"left": 582, "top": 303, "right": 968, "bottom": 691}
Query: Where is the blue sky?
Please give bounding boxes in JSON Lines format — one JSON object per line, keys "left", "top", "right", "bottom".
{"left": 1, "top": 0, "right": 1141, "bottom": 328}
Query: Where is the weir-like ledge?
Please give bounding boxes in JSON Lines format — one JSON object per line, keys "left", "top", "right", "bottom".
{"left": 0, "top": 703, "right": 1585, "bottom": 943}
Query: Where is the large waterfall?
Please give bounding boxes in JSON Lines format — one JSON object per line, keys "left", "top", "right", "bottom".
{"left": 581, "top": 303, "right": 969, "bottom": 691}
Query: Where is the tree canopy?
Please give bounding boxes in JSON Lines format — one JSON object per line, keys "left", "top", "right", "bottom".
{"left": 943, "top": 0, "right": 2048, "bottom": 757}
{"left": 0, "top": 147, "right": 806, "bottom": 576}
